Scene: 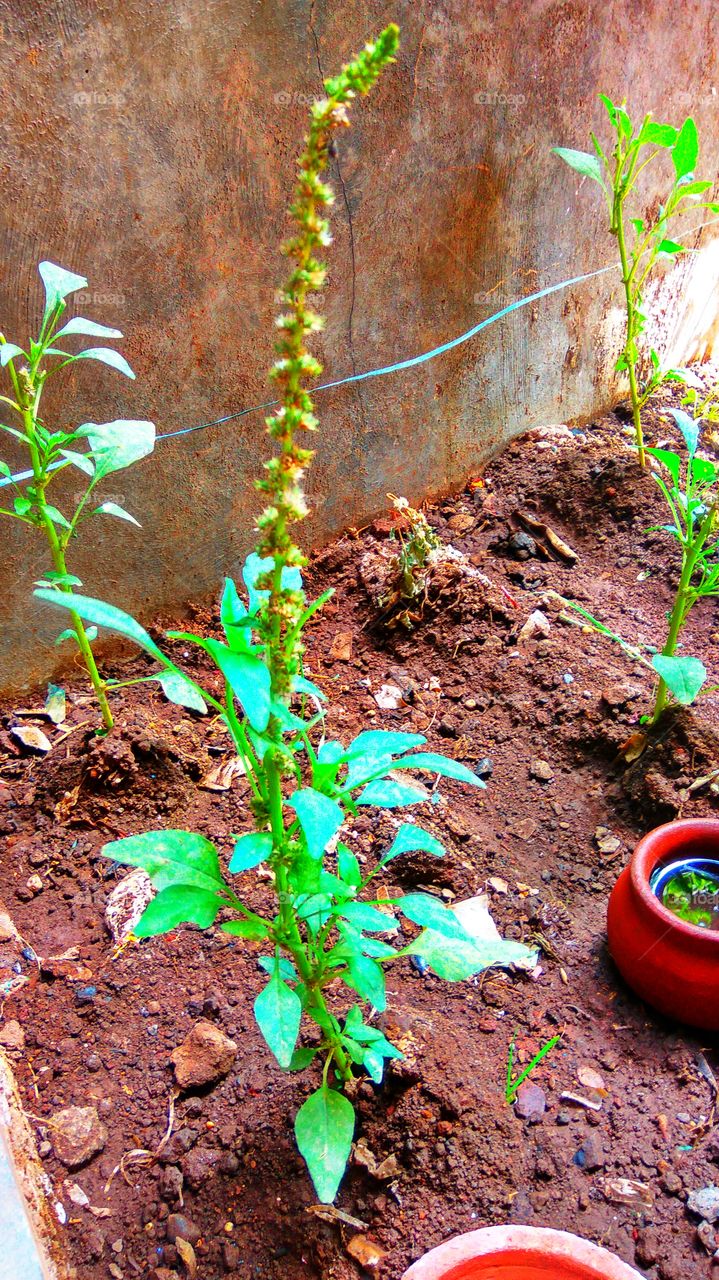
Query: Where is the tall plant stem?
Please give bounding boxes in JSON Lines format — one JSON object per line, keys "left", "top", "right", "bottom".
{"left": 651, "top": 553, "right": 695, "bottom": 723}
{"left": 615, "top": 199, "right": 646, "bottom": 466}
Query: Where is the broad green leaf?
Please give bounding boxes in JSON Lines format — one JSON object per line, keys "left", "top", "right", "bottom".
{"left": 411, "top": 927, "right": 536, "bottom": 980}
{"left": 220, "top": 577, "right": 251, "bottom": 649}
{"left": 363, "top": 1048, "right": 385, "bottom": 1083}
{"left": 673, "top": 117, "right": 699, "bottom": 180}
{"left": 94, "top": 501, "right": 141, "bottom": 526}
{"left": 656, "top": 239, "right": 685, "bottom": 256}
{"left": 222, "top": 917, "right": 270, "bottom": 939}
{"left": 347, "top": 729, "right": 427, "bottom": 757}
{"left": 44, "top": 505, "right": 72, "bottom": 530}
{"left": 69, "top": 347, "right": 135, "bottom": 378}
{"left": 83, "top": 419, "right": 155, "bottom": 476}
{"left": 102, "top": 829, "right": 226, "bottom": 895}
{"left": 54, "top": 317, "right": 122, "bottom": 339}
{"left": 158, "top": 671, "right": 207, "bottom": 713}
{"left": 669, "top": 407, "right": 700, "bottom": 457}
{"left": 258, "top": 955, "right": 297, "bottom": 981}
{"left": 38, "top": 261, "right": 87, "bottom": 313}
{"left": 677, "top": 178, "right": 713, "bottom": 197}
{"left": 229, "top": 831, "right": 273, "bottom": 873}
{"left": 397, "top": 892, "right": 472, "bottom": 941}
{"left": 34, "top": 589, "right": 166, "bottom": 662}
{"left": 691, "top": 456, "right": 718, "bottom": 486}
{"left": 552, "top": 147, "right": 604, "bottom": 186}
{"left": 337, "top": 844, "right": 362, "bottom": 888}
{"left": 356, "top": 779, "right": 427, "bottom": 808}
{"left": 383, "top": 823, "right": 445, "bottom": 863}
{"left": 59, "top": 448, "right": 94, "bottom": 476}
{"left": 14, "top": 495, "right": 32, "bottom": 516}
{"left": 289, "top": 1047, "right": 317, "bottom": 1071}
{"left": 358, "top": 936, "right": 398, "bottom": 960}
{"left": 294, "top": 1086, "right": 355, "bottom": 1203}
{"left": 134, "top": 885, "right": 223, "bottom": 937}
{"left": 293, "top": 674, "right": 326, "bottom": 701}
{"left": 646, "top": 447, "right": 681, "bottom": 488}
{"left": 0, "top": 343, "right": 25, "bottom": 366}
{"left": 205, "top": 639, "right": 271, "bottom": 732}
{"left": 389, "top": 751, "right": 486, "bottom": 787}
{"left": 289, "top": 848, "right": 322, "bottom": 896}
{"left": 345, "top": 953, "right": 386, "bottom": 1011}
{"left": 652, "top": 653, "right": 706, "bottom": 704}
{"left": 295, "top": 893, "right": 332, "bottom": 934}
{"left": 287, "top": 788, "right": 344, "bottom": 859}
{"left": 639, "top": 120, "right": 677, "bottom": 148}
{"left": 318, "top": 739, "right": 346, "bottom": 764}
{"left": 254, "top": 967, "right": 302, "bottom": 1069}
{"left": 339, "top": 901, "right": 398, "bottom": 933}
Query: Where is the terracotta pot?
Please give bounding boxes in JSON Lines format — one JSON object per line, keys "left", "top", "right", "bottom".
{"left": 402, "top": 1226, "right": 642, "bottom": 1279}
{"left": 607, "top": 817, "right": 719, "bottom": 1031}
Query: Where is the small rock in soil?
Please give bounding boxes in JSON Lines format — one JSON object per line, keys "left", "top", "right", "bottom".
{"left": 514, "top": 1082, "right": 546, "bottom": 1123}
{"left": 158, "top": 1166, "right": 184, "bottom": 1204}
{"left": 170, "top": 1019, "right": 237, "bottom": 1089}
{"left": 0, "top": 1019, "right": 25, "bottom": 1049}
{"left": 576, "top": 1134, "right": 605, "bottom": 1172}
{"left": 687, "top": 1185, "right": 719, "bottom": 1223}
{"left": 530, "top": 759, "right": 554, "bottom": 782}
{"left": 50, "top": 1105, "right": 107, "bottom": 1168}
{"left": 166, "top": 1213, "right": 201, "bottom": 1245}
{"left": 346, "top": 1235, "right": 387, "bottom": 1269}
{"left": 507, "top": 531, "right": 537, "bottom": 560}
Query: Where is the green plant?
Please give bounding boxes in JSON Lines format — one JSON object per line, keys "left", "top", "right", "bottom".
{"left": 553, "top": 96, "right": 718, "bottom": 466}
{"left": 505, "top": 1033, "right": 561, "bottom": 1105}
{"left": 661, "top": 866, "right": 719, "bottom": 929}
{"left": 1, "top": 262, "right": 155, "bottom": 730}
{"left": 682, "top": 380, "right": 719, "bottom": 428}
{"left": 563, "top": 408, "right": 718, "bottom": 722}
{"left": 380, "top": 493, "right": 441, "bottom": 628}
{"left": 36, "top": 25, "right": 535, "bottom": 1203}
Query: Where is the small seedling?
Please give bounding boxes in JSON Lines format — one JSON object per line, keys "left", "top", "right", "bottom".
{"left": 554, "top": 97, "right": 718, "bottom": 465}
{"left": 34, "top": 26, "right": 536, "bottom": 1205}
{"left": 380, "top": 494, "right": 441, "bottom": 628}
{"left": 1, "top": 262, "right": 155, "bottom": 729}
{"left": 506, "top": 1033, "right": 561, "bottom": 1105}
{"left": 563, "top": 408, "right": 718, "bottom": 721}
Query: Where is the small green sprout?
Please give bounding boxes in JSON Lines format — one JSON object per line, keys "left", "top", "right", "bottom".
{"left": 506, "top": 1033, "right": 561, "bottom": 1106}
{"left": 553, "top": 96, "right": 718, "bottom": 466}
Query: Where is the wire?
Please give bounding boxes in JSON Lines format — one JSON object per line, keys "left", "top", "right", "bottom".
{"left": 0, "top": 263, "right": 617, "bottom": 488}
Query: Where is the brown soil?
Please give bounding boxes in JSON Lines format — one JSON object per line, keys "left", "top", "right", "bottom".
{"left": 1, "top": 398, "right": 718, "bottom": 1280}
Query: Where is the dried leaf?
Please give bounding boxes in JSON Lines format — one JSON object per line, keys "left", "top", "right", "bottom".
{"left": 620, "top": 730, "right": 647, "bottom": 763}
{"left": 308, "top": 1204, "right": 368, "bottom": 1230}
{"left": 602, "top": 1176, "right": 653, "bottom": 1207}
{"left": 199, "top": 758, "right": 244, "bottom": 792}
{"left": 10, "top": 724, "right": 52, "bottom": 753}
{"left": 487, "top": 876, "right": 508, "bottom": 895}
{"left": 65, "top": 1181, "right": 89, "bottom": 1207}
{"left": 176, "top": 1236, "right": 197, "bottom": 1277}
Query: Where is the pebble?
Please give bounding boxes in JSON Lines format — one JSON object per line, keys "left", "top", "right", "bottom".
{"left": 49, "top": 1105, "right": 107, "bottom": 1168}
{"left": 475, "top": 757, "right": 493, "bottom": 779}
{"left": 75, "top": 985, "right": 97, "bottom": 1005}
{"left": 0, "top": 1019, "right": 25, "bottom": 1050}
{"left": 530, "top": 759, "right": 554, "bottom": 782}
{"left": 687, "top": 1186, "right": 719, "bottom": 1223}
{"left": 166, "top": 1213, "right": 201, "bottom": 1246}
{"left": 514, "top": 1083, "right": 546, "bottom": 1124}
{"left": 170, "top": 1020, "right": 237, "bottom": 1089}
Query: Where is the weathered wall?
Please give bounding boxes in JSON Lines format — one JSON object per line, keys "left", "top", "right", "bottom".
{"left": 1, "top": 0, "right": 718, "bottom": 690}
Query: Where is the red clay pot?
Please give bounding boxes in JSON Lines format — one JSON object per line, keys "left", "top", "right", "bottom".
{"left": 607, "top": 817, "right": 719, "bottom": 1031}
{"left": 402, "top": 1226, "right": 642, "bottom": 1279}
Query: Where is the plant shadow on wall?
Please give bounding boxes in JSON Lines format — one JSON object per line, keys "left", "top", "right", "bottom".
{"left": 34, "top": 25, "right": 535, "bottom": 1205}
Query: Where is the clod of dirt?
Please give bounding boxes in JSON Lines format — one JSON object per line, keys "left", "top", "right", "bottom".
{"left": 170, "top": 1019, "right": 237, "bottom": 1089}
{"left": 0, "top": 1019, "right": 25, "bottom": 1050}
{"left": 687, "top": 1186, "right": 719, "bottom": 1224}
{"left": 166, "top": 1213, "right": 201, "bottom": 1245}
{"left": 513, "top": 1082, "right": 546, "bottom": 1123}
{"left": 50, "top": 1105, "right": 108, "bottom": 1168}
{"left": 105, "top": 869, "right": 154, "bottom": 942}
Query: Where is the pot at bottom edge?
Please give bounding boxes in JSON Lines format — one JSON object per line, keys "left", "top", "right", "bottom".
{"left": 401, "top": 1226, "right": 643, "bottom": 1280}
{"left": 607, "top": 817, "right": 719, "bottom": 1031}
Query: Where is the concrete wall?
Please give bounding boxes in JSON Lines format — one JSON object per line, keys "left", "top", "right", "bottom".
{"left": 1, "top": 0, "right": 718, "bottom": 691}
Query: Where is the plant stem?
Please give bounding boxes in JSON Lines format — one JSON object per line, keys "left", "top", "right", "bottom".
{"left": 18, "top": 388, "right": 113, "bottom": 730}
{"left": 615, "top": 196, "right": 646, "bottom": 466}
{"left": 651, "top": 551, "right": 695, "bottom": 723}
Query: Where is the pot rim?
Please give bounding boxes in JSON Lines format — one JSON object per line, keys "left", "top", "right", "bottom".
{"left": 630, "top": 817, "right": 719, "bottom": 946}
{"left": 402, "top": 1225, "right": 642, "bottom": 1279}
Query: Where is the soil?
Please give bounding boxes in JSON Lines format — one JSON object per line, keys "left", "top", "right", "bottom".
{"left": 1, "top": 391, "right": 718, "bottom": 1280}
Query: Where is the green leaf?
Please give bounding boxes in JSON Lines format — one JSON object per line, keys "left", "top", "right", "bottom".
{"left": 295, "top": 893, "right": 332, "bottom": 934}
{"left": 389, "top": 751, "right": 486, "bottom": 788}
{"left": 691, "top": 456, "right": 718, "bottom": 486}
{"left": 59, "top": 448, "right": 94, "bottom": 476}
{"left": 287, "top": 788, "right": 345, "bottom": 859}
{"left": 222, "top": 917, "right": 270, "bottom": 939}
{"left": 242, "top": 552, "right": 303, "bottom": 613}
{"left": 54, "top": 317, "right": 122, "bottom": 339}
{"left": 204, "top": 639, "right": 271, "bottom": 732}
{"left": 656, "top": 239, "right": 685, "bottom": 256}
{"left": 293, "top": 674, "right": 326, "bottom": 701}
{"left": 158, "top": 671, "right": 207, "bottom": 713}
{"left": 94, "top": 501, "right": 141, "bottom": 526}
{"left": 345, "top": 953, "right": 386, "bottom": 1011}
{"left": 289, "top": 1047, "right": 317, "bottom": 1071}
{"left": 55, "top": 625, "right": 97, "bottom": 645}
{"left": 34, "top": 571, "right": 82, "bottom": 588}
{"left": 134, "top": 885, "right": 223, "bottom": 937}
{"left": 13, "top": 495, "right": 32, "bottom": 517}
{"left": 44, "top": 505, "right": 72, "bottom": 530}
{"left": 102, "top": 829, "right": 227, "bottom": 895}
{"left": 258, "top": 955, "right": 297, "bottom": 982}
{"left": 83, "top": 419, "right": 156, "bottom": 476}
{"left": 337, "top": 844, "right": 362, "bottom": 888}
{"left": 646, "top": 447, "right": 681, "bottom": 487}
{"left": 33, "top": 590, "right": 166, "bottom": 662}
{"left": 639, "top": 120, "right": 677, "bottom": 148}
{"left": 676, "top": 178, "right": 713, "bottom": 197}
{"left": 220, "top": 577, "right": 251, "bottom": 649}
{"left": 254, "top": 966, "right": 302, "bottom": 1069}
{"left": 551, "top": 147, "right": 604, "bottom": 186}
{"left": 294, "top": 1086, "right": 355, "bottom": 1203}
{"left": 339, "top": 901, "right": 398, "bottom": 933}
{"left": 652, "top": 653, "right": 706, "bottom": 704}
{"left": 356, "top": 779, "right": 427, "bottom": 808}
{"left": 669, "top": 407, "right": 700, "bottom": 457}
{"left": 673, "top": 117, "right": 699, "bottom": 180}
{"left": 358, "top": 936, "right": 398, "bottom": 960}
{"left": 38, "top": 262, "right": 87, "bottom": 316}
{"left": 411, "top": 927, "right": 536, "bottom": 980}
{"left": 348, "top": 729, "right": 426, "bottom": 758}
{"left": 69, "top": 347, "right": 135, "bottom": 378}
{"left": 397, "top": 892, "right": 471, "bottom": 941}
{"left": 0, "top": 343, "right": 25, "bottom": 366}
{"left": 363, "top": 1048, "right": 385, "bottom": 1083}
{"left": 382, "top": 823, "right": 445, "bottom": 863}
{"left": 229, "top": 832, "right": 273, "bottom": 873}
